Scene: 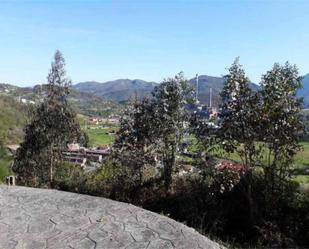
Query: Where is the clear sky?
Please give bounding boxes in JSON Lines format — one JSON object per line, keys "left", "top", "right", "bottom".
{"left": 0, "top": 0, "right": 308, "bottom": 86}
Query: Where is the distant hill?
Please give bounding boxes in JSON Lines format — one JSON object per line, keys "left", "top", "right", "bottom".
{"left": 188, "top": 75, "right": 259, "bottom": 106}
{"left": 68, "top": 89, "right": 122, "bottom": 117}
{"left": 298, "top": 74, "right": 309, "bottom": 108}
{"left": 74, "top": 75, "right": 259, "bottom": 107}
{"left": 74, "top": 79, "right": 158, "bottom": 102}
{"left": 0, "top": 83, "right": 123, "bottom": 117}
{"left": 3, "top": 72, "right": 307, "bottom": 114}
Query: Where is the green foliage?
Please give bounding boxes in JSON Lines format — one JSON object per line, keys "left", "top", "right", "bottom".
{"left": 53, "top": 162, "right": 87, "bottom": 192}
{"left": 113, "top": 97, "right": 157, "bottom": 186}
{"left": 0, "top": 95, "right": 27, "bottom": 144}
{"left": 13, "top": 51, "right": 87, "bottom": 187}
{"left": 187, "top": 60, "right": 308, "bottom": 247}
{"left": 0, "top": 144, "right": 12, "bottom": 182}
{"left": 112, "top": 72, "right": 192, "bottom": 190}
{"left": 260, "top": 62, "right": 304, "bottom": 207}
{"left": 219, "top": 58, "right": 261, "bottom": 168}
{"left": 151, "top": 72, "right": 193, "bottom": 189}
{"left": 53, "top": 156, "right": 146, "bottom": 203}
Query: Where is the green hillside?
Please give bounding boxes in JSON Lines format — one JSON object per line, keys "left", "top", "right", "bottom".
{"left": 0, "top": 95, "right": 28, "bottom": 181}
{"left": 0, "top": 83, "right": 123, "bottom": 118}
{"left": 69, "top": 89, "right": 123, "bottom": 117}
{"left": 0, "top": 95, "right": 27, "bottom": 144}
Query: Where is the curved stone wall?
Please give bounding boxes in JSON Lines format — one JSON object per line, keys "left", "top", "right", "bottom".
{"left": 0, "top": 185, "right": 224, "bottom": 249}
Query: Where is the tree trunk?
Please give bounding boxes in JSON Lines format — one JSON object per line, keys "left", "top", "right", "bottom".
{"left": 243, "top": 145, "right": 255, "bottom": 230}
{"left": 163, "top": 145, "right": 175, "bottom": 192}
{"left": 246, "top": 171, "right": 254, "bottom": 228}
{"left": 50, "top": 145, "right": 54, "bottom": 187}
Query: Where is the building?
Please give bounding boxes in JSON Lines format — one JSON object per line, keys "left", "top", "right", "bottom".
{"left": 6, "top": 144, "right": 20, "bottom": 156}
{"left": 62, "top": 143, "right": 110, "bottom": 171}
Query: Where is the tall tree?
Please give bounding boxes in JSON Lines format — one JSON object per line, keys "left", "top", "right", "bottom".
{"left": 260, "top": 62, "right": 304, "bottom": 206}
{"left": 151, "top": 72, "right": 192, "bottom": 190}
{"left": 219, "top": 58, "right": 260, "bottom": 168}
{"left": 13, "top": 50, "right": 87, "bottom": 186}
{"left": 112, "top": 73, "right": 192, "bottom": 191}
{"left": 113, "top": 96, "right": 156, "bottom": 186}
{"left": 218, "top": 58, "right": 261, "bottom": 228}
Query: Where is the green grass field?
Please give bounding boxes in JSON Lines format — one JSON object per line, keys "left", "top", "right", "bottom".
{"left": 196, "top": 140, "right": 309, "bottom": 166}
{"left": 204, "top": 141, "right": 309, "bottom": 184}
{"left": 85, "top": 126, "right": 117, "bottom": 146}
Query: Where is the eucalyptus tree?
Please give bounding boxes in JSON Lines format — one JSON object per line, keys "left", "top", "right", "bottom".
{"left": 13, "top": 51, "right": 87, "bottom": 186}
{"left": 113, "top": 96, "right": 156, "bottom": 186}
{"left": 218, "top": 58, "right": 262, "bottom": 227}
{"left": 219, "top": 58, "right": 261, "bottom": 168}
{"left": 113, "top": 73, "right": 192, "bottom": 191}
{"left": 151, "top": 72, "right": 192, "bottom": 190}
{"left": 260, "top": 62, "right": 304, "bottom": 204}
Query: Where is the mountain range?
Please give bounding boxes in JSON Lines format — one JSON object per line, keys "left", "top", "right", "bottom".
{"left": 74, "top": 79, "right": 158, "bottom": 103}
{"left": 1, "top": 73, "right": 309, "bottom": 111}
{"left": 74, "top": 74, "right": 309, "bottom": 107}
{"left": 74, "top": 75, "right": 259, "bottom": 107}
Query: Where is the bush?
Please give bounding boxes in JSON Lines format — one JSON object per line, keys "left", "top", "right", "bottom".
{"left": 0, "top": 144, "right": 13, "bottom": 182}
{"left": 138, "top": 169, "right": 309, "bottom": 248}
{"left": 53, "top": 162, "right": 87, "bottom": 192}
{"left": 43, "top": 154, "right": 309, "bottom": 248}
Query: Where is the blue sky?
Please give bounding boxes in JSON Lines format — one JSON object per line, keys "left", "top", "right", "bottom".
{"left": 0, "top": 0, "right": 308, "bottom": 86}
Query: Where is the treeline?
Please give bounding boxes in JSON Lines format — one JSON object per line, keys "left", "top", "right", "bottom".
{"left": 13, "top": 52, "right": 309, "bottom": 248}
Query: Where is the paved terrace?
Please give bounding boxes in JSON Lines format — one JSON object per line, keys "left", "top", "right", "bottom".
{"left": 0, "top": 185, "right": 224, "bottom": 249}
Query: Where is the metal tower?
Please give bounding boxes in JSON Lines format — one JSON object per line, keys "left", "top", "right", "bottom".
{"left": 209, "top": 87, "right": 212, "bottom": 108}
{"left": 195, "top": 74, "right": 199, "bottom": 103}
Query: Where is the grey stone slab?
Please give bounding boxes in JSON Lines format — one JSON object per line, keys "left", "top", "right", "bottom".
{"left": 0, "top": 185, "right": 224, "bottom": 249}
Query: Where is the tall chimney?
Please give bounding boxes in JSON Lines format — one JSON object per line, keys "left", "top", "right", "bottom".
{"left": 196, "top": 74, "right": 199, "bottom": 102}
{"left": 209, "top": 87, "right": 212, "bottom": 108}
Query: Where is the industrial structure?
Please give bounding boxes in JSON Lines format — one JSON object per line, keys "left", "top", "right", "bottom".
{"left": 189, "top": 74, "right": 218, "bottom": 120}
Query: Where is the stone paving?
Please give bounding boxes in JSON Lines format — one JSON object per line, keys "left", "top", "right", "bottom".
{"left": 0, "top": 185, "right": 224, "bottom": 249}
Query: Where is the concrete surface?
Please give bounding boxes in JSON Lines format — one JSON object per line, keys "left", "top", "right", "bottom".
{"left": 0, "top": 185, "right": 224, "bottom": 249}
